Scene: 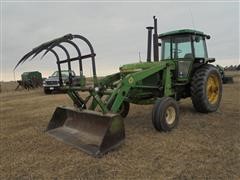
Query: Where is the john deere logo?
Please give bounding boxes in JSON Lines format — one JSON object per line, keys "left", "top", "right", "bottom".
{"left": 128, "top": 77, "right": 134, "bottom": 84}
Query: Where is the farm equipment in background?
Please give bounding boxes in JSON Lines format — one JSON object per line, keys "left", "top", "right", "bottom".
{"left": 15, "top": 71, "right": 43, "bottom": 90}
{"left": 43, "top": 70, "right": 82, "bottom": 94}
{"left": 16, "top": 16, "right": 222, "bottom": 157}
{"left": 216, "top": 65, "right": 234, "bottom": 84}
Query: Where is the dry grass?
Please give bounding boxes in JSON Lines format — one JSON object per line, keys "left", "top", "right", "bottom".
{"left": 0, "top": 73, "right": 240, "bottom": 179}
{"left": 0, "top": 81, "right": 18, "bottom": 93}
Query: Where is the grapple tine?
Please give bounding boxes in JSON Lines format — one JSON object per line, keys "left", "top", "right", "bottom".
{"left": 14, "top": 51, "right": 34, "bottom": 70}
{"left": 30, "top": 39, "right": 63, "bottom": 60}
{"left": 41, "top": 42, "right": 71, "bottom": 60}
{"left": 40, "top": 45, "right": 55, "bottom": 59}
{"left": 40, "top": 50, "right": 49, "bottom": 59}
{"left": 41, "top": 49, "right": 59, "bottom": 62}
{"left": 15, "top": 43, "right": 52, "bottom": 69}
{"left": 57, "top": 44, "right": 70, "bottom": 59}
{"left": 40, "top": 39, "right": 65, "bottom": 59}
{"left": 15, "top": 33, "right": 74, "bottom": 70}
{"left": 30, "top": 48, "right": 46, "bottom": 61}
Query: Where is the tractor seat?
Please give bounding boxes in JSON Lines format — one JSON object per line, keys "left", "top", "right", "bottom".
{"left": 184, "top": 53, "right": 193, "bottom": 59}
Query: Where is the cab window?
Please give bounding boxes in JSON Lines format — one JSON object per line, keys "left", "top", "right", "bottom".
{"left": 172, "top": 36, "right": 192, "bottom": 59}
{"left": 194, "top": 36, "right": 207, "bottom": 58}
{"left": 161, "top": 38, "right": 171, "bottom": 60}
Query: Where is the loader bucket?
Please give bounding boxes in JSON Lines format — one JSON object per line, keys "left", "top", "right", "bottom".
{"left": 46, "top": 106, "right": 125, "bottom": 157}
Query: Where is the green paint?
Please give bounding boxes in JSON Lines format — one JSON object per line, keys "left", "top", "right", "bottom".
{"left": 79, "top": 75, "right": 86, "bottom": 87}
{"left": 64, "top": 29, "right": 214, "bottom": 116}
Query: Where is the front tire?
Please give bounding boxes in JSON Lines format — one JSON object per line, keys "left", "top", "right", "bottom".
{"left": 152, "top": 97, "right": 179, "bottom": 132}
{"left": 119, "top": 101, "right": 130, "bottom": 118}
{"left": 191, "top": 64, "right": 222, "bottom": 113}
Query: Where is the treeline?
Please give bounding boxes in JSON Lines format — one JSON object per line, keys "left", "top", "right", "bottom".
{"left": 224, "top": 65, "right": 240, "bottom": 71}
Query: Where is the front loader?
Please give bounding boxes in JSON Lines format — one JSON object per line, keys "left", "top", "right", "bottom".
{"left": 16, "top": 16, "right": 222, "bottom": 157}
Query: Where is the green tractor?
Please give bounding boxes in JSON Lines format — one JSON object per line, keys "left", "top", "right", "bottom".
{"left": 16, "top": 16, "right": 222, "bottom": 157}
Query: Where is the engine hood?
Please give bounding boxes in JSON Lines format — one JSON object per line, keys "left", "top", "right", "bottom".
{"left": 119, "top": 61, "right": 166, "bottom": 73}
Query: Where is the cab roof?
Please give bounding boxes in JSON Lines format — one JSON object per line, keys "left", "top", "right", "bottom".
{"left": 159, "top": 29, "right": 209, "bottom": 38}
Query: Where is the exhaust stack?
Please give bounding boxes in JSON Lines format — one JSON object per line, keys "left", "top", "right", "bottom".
{"left": 146, "top": 26, "right": 153, "bottom": 62}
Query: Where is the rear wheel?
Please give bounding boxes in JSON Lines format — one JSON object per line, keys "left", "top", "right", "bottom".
{"left": 191, "top": 64, "right": 222, "bottom": 113}
{"left": 152, "top": 97, "right": 179, "bottom": 132}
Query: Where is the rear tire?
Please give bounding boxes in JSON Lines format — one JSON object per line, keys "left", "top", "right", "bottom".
{"left": 152, "top": 97, "right": 179, "bottom": 132}
{"left": 191, "top": 64, "right": 222, "bottom": 113}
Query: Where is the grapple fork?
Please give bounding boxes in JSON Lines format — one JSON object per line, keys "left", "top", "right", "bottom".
{"left": 16, "top": 33, "right": 125, "bottom": 157}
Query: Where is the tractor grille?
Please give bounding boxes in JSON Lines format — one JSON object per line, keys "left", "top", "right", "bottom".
{"left": 177, "top": 61, "right": 191, "bottom": 78}
{"left": 46, "top": 81, "right": 59, "bottom": 85}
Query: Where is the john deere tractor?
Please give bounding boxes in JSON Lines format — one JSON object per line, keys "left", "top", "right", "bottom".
{"left": 16, "top": 16, "right": 222, "bottom": 157}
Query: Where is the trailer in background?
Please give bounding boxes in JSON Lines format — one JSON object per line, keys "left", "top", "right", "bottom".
{"left": 16, "top": 71, "right": 43, "bottom": 90}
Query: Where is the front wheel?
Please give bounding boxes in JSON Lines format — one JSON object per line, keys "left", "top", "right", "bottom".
{"left": 152, "top": 97, "right": 179, "bottom": 132}
{"left": 119, "top": 101, "right": 130, "bottom": 118}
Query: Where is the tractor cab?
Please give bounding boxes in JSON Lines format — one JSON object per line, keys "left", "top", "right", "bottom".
{"left": 121, "top": 21, "right": 213, "bottom": 83}
{"left": 159, "top": 30, "right": 212, "bottom": 80}
{"left": 144, "top": 17, "right": 214, "bottom": 81}
{"left": 159, "top": 29, "right": 210, "bottom": 60}
{"left": 158, "top": 30, "right": 211, "bottom": 80}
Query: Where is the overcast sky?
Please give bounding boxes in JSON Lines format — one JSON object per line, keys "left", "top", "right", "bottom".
{"left": 1, "top": 1, "right": 239, "bottom": 81}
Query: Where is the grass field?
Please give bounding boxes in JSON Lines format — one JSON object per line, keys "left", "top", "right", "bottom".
{"left": 0, "top": 72, "right": 240, "bottom": 179}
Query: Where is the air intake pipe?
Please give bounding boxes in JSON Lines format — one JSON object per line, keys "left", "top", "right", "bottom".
{"left": 153, "top": 16, "right": 159, "bottom": 62}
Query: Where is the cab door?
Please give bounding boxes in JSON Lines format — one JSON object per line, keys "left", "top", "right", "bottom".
{"left": 172, "top": 35, "right": 194, "bottom": 82}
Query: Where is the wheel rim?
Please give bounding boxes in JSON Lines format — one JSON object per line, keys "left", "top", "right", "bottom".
{"left": 207, "top": 74, "right": 220, "bottom": 104}
{"left": 165, "top": 106, "right": 176, "bottom": 125}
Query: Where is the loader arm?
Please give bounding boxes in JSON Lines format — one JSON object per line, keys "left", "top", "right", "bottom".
{"left": 109, "top": 61, "right": 175, "bottom": 113}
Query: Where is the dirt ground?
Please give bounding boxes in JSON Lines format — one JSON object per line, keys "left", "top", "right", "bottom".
{"left": 1, "top": 72, "right": 240, "bottom": 179}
